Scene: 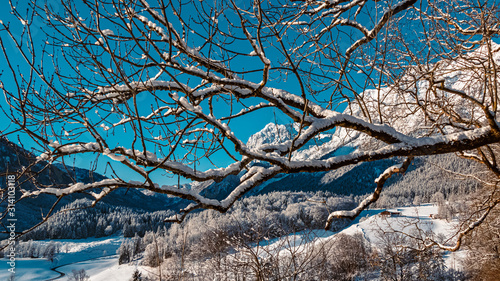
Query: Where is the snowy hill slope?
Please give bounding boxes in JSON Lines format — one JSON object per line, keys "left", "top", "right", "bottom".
{"left": 214, "top": 203, "right": 465, "bottom": 279}
{"left": 0, "top": 204, "right": 465, "bottom": 281}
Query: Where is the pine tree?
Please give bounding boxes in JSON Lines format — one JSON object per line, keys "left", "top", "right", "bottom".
{"left": 123, "top": 224, "right": 135, "bottom": 238}
{"left": 118, "top": 241, "right": 132, "bottom": 265}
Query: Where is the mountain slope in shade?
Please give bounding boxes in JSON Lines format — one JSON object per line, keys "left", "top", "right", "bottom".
{"left": 0, "top": 137, "right": 182, "bottom": 236}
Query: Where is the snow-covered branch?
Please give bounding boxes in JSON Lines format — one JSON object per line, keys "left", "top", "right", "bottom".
{"left": 324, "top": 157, "right": 413, "bottom": 229}
{"left": 2, "top": 0, "right": 500, "bottom": 246}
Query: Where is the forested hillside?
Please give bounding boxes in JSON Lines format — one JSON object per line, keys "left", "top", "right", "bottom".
{"left": 13, "top": 150, "right": 479, "bottom": 243}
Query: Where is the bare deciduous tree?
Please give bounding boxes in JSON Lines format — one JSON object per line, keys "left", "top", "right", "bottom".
{"left": 1, "top": 0, "right": 499, "bottom": 250}
{"left": 68, "top": 269, "right": 91, "bottom": 281}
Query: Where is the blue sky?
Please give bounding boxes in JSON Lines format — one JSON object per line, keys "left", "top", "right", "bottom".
{"left": 0, "top": 1, "right": 310, "bottom": 185}
{"left": 0, "top": 0, "right": 405, "bottom": 186}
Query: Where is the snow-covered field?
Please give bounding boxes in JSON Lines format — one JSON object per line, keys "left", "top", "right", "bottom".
{"left": 342, "top": 204, "right": 455, "bottom": 244}
{"left": 238, "top": 204, "right": 465, "bottom": 272}
{"left": 0, "top": 236, "right": 147, "bottom": 281}
{"left": 0, "top": 204, "right": 465, "bottom": 280}
{"left": 338, "top": 204, "right": 465, "bottom": 271}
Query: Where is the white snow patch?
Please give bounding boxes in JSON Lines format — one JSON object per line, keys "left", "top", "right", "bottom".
{"left": 101, "top": 29, "right": 114, "bottom": 36}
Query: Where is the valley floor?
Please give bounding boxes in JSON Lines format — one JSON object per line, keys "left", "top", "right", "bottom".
{"left": 0, "top": 204, "right": 466, "bottom": 281}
